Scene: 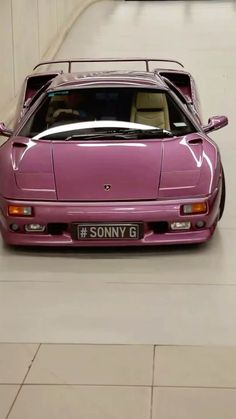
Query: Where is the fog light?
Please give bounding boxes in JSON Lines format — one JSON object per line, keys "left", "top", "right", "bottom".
{"left": 25, "top": 224, "right": 45, "bottom": 232}
{"left": 171, "top": 221, "right": 191, "bottom": 231}
{"left": 182, "top": 203, "right": 207, "bottom": 215}
{"left": 195, "top": 220, "right": 206, "bottom": 229}
{"left": 8, "top": 206, "right": 33, "bottom": 216}
{"left": 10, "top": 224, "right": 20, "bottom": 232}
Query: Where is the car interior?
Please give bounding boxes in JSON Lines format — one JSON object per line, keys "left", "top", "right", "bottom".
{"left": 130, "top": 92, "right": 170, "bottom": 130}
{"left": 19, "top": 88, "right": 194, "bottom": 137}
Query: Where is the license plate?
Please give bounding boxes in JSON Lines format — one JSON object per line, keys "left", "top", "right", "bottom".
{"left": 76, "top": 223, "right": 142, "bottom": 240}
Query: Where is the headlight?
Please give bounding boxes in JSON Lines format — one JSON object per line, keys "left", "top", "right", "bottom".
{"left": 170, "top": 221, "right": 191, "bottom": 230}
{"left": 25, "top": 224, "right": 45, "bottom": 232}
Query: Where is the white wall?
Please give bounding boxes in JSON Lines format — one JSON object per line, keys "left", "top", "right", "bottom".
{"left": 0, "top": 0, "right": 99, "bottom": 122}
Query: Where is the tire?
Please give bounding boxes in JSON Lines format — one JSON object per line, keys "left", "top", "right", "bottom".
{"left": 219, "top": 167, "right": 226, "bottom": 220}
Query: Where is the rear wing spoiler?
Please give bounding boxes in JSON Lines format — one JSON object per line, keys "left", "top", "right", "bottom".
{"left": 33, "top": 58, "right": 184, "bottom": 73}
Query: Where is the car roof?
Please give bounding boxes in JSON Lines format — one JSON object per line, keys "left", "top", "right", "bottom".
{"left": 48, "top": 71, "right": 167, "bottom": 91}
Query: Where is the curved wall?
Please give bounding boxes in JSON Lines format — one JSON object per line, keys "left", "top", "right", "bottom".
{"left": 0, "top": 0, "right": 99, "bottom": 123}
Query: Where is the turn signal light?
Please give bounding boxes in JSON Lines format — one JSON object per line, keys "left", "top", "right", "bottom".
{"left": 8, "top": 206, "right": 33, "bottom": 216}
{"left": 182, "top": 203, "right": 207, "bottom": 215}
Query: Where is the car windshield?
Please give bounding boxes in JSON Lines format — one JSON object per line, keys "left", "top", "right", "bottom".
{"left": 19, "top": 87, "right": 196, "bottom": 140}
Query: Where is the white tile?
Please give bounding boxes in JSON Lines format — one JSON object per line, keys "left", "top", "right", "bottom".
{"left": 8, "top": 385, "right": 151, "bottom": 419}
{"left": 152, "top": 387, "right": 236, "bottom": 419}
{"left": 154, "top": 346, "right": 236, "bottom": 388}
{"left": 26, "top": 344, "right": 153, "bottom": 385}
{"left": 0, "top": 344, "right": 39, "bottom": 383}
{"left": 0, "top": 386, "right": 19, "bottom": 419}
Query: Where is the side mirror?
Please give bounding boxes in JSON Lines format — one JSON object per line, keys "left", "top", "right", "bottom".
{"left": 203, "top": 116, "right": 228, "bottom": 134}
{"left": 0, "top": 122, "right": 13, "bottom": 138}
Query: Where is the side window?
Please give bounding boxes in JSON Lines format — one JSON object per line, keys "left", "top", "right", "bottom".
{"left": 19, "top": 97, "right": 50, "bottom": 137}
{"left": 166, "top": 95, "right": 195, "bottom": 135}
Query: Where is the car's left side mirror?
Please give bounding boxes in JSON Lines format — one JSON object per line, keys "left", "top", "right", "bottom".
{"left": 0, "top": 122, "right": 13, "bottom": 137}
{"left": 203, "top": 116, "right": 228, "bottom": 134}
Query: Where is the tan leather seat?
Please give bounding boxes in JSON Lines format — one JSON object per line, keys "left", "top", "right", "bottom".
{"left": 46, "top": 96, "right": 68, "bottom": 125}
{"left": 130, "top": 92, "right": 170, "bottom": 130}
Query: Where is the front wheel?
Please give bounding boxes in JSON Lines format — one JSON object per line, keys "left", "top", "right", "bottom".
{"left": 219, "top": 167, "right": 226, "bottom": 220}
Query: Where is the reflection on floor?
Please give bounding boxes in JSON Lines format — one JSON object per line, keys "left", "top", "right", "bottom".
{"left": 1, "top": 0, "right": 236, "bottom": 345}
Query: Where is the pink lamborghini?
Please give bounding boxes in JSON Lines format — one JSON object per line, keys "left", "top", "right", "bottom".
{"left": 0, "top": 58, "right": 228, "bottom": 246}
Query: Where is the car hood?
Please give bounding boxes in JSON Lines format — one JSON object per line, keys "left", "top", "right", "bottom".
{"left": 0, "top": 134, "right": 218, "bottom": 201}
{"left": 158, "top": 133, "right": 218, "bottom": 198}
{"left": 52, "top": 140, "right": 163, "bottom": 201}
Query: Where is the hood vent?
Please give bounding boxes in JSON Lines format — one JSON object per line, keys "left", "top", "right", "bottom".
{"left": 188, "top": 138, "right": 203, "bottom": 145}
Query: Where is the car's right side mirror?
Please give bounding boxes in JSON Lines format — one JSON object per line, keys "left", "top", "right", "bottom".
{"left": 0, "top": 122, "right": 13, "bottom": 137}
{"left": 203, "top": 116, "right": 228, "bottom": 134}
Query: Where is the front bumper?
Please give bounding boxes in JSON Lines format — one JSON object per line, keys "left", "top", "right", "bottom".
{"left": 0, "top": 192, "right": 220, "bottom": 246}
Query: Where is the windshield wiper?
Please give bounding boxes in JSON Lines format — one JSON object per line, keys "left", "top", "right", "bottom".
{"left": 64, "top": 128, "right": 173, "bottom": 141}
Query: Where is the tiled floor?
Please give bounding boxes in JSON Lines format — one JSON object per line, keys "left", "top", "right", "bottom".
{"left": 1, "top": 0, "right": 236, "bottom": 345}
{"left": 1, "top": 344, "right": 236, "bottom": 419}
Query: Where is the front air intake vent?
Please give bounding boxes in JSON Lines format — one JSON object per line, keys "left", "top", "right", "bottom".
{"left": 47, "top": 223, "right": 68, "bottom": 235}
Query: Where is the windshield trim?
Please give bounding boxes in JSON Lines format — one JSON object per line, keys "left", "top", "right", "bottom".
{"left": 32, "top": 121, "right": 158, "bottom": 140}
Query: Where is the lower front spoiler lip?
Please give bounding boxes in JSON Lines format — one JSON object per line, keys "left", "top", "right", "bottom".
{"left": 0, "top": 193, "right": 219, "bottom": 246}
{"left": 0, "top": 228, "right": 214, "bottom": 247}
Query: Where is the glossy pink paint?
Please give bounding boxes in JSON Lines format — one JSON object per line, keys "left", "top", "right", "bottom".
{"left": 0, "top": 59, "right": 228, "bottom": 246}
{"left": 0, "top": 133, "right": 222, "bottom": 246}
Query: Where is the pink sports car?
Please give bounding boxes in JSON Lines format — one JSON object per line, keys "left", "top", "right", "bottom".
{"left": 0, "top": 58, "right": 228, "bottom": 246}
